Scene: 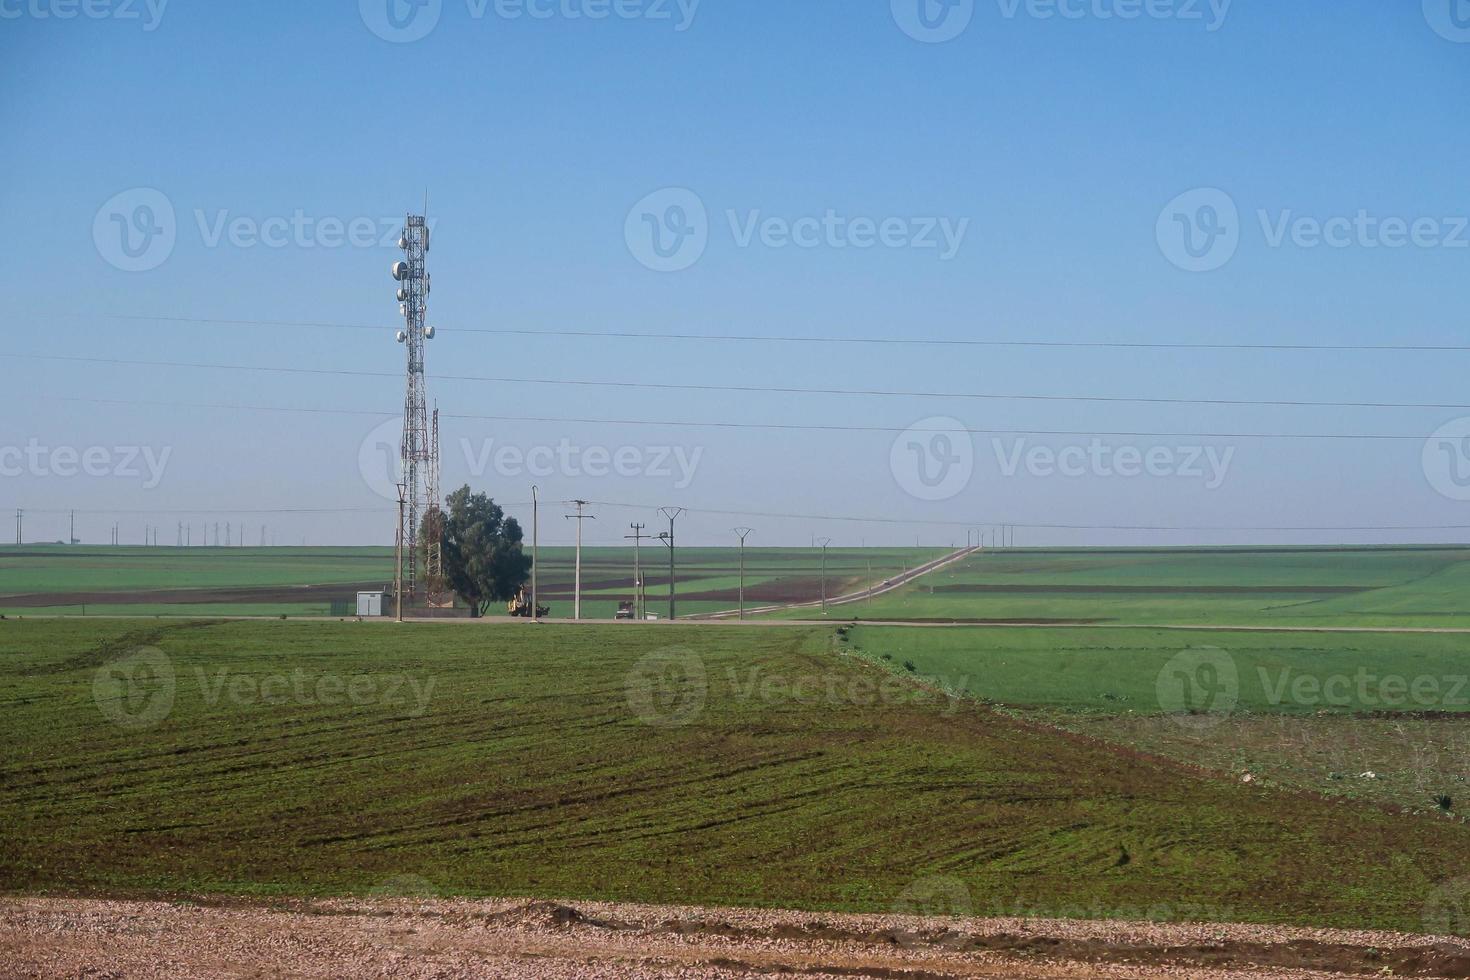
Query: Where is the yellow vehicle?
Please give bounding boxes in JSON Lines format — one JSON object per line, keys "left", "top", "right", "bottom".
{"left": 507, "top": 587, "right": 550, "bottom": 619}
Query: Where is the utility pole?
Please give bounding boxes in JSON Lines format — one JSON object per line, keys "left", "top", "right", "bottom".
{"left": 13, "top": 509, "right": 20, "bottom": 546}
{"left": 395, "top": 482, "right": 406, "bottom": 623}
{"left": 816, "top": 537, "right": 833, "bottom": 615}
{"left": 531, "top": 486, "right": 540, "bottom": 623}
{"left": 70, "top": 510, "right": 75, "bottom": 545}
{"left": 733, "top": 527, "right": 753, "bottom": 620}
{"left": 658, "top": 506, "right": 684, "bottom": 621}
{"left": 626, "top": 523, "right": 649, "bottom": 620}
{"left": 565, "top": 500, "right": 595, "bottom": 620}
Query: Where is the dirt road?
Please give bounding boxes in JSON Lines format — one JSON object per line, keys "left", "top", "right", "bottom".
{"left": 4, "top": 896, "right": 1467, "bottom": 979}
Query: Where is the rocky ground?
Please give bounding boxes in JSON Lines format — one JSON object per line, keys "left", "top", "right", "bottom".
{"left": 3, "top": 896, "right": 1468, "bottom": 979}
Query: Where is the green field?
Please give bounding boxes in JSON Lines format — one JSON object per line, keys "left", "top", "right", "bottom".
{"left": 3, "top": 617, "right": 1468, "bottom": 933}
{"left": 0, "top": 544, "right": 937, "bottom": 619}
{"left": 846, "top": 624, "right": 1470, "bottom": 817}
{"left": 810, "top": 546, "right": 1470, "bottom": 628}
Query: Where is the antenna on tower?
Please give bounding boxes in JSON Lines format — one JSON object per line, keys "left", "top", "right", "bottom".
{"left": 391, "top": 207, "right": 437, "bottom": 605}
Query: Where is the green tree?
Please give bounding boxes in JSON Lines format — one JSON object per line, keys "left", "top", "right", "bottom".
{"left": 436, "top": 485, "right": 532, "bottom": 617}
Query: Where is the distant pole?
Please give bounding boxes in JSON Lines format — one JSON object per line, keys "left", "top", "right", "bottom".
{"left": 734, "top": 527, "right": 753, "bottom": 620}
{"left": 13, "top": 509, "right": 20, "bottom": 546}
{"left": 565, "top": 500, "right": 595, "bottom": 620}
{"left": 70, "top": 510, "right": 75, "bottom": 545}
{"left": 395, "top": 482, "right": 406, "bottom": 623}
{"left": 659, "top": 507, "right": 685, "bottom": 620}
{"left": 531, "top": 486, "right": 540, "bottom": 623}
{"left": 627, "top": 523, "right": 649, "bottom": 619}
{"left": 816, "top": 537, "right": 833, "bottom": 614}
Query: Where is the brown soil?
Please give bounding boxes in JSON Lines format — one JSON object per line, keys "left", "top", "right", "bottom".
{"left": 4, "top": 896, "right": 1467, "bottom": 979}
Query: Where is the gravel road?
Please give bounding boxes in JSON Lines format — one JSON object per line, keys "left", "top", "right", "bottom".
{"left": 4, "top": 895, "right": 1467, "bottom": 979}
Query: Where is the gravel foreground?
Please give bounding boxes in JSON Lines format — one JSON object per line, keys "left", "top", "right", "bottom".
{"left": 3, "top": 896, "right": 1468, "bottom": 979}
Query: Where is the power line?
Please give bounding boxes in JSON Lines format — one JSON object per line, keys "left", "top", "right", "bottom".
{"left": 8, "top": 497, "right": 1469, "bottom": 532}
{"left": 95, "top": 314, "right": 1470, "bottom": 353}
{"left": 569, "top": 499, "right": 1470, "bottom": 533}
{"left": 10, "top": 351, "right": 1470, "bottom": 411}
{"left": 37, "top": 394, "right": 1459, "bottom": 441}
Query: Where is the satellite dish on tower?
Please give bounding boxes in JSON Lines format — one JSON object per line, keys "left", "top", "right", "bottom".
{"left": 424, "top": 325, "right": 435, "bottom": 339}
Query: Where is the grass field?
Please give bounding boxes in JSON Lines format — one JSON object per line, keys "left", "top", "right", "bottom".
{"left": 0, "top": 544, "right": 938, "bottom": 619}
{"left": 844, "top": 624, "right": 1470, "bottom": 817}
{"left": 810, "top": 546, "right": 1470, "bottom": 628}
{"left": 3, "top": 617, "right": 1468, "bottom": 934}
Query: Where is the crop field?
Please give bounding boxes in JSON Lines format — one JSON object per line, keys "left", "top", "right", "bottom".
{"left": 3, "top": 617, "right": 1469, "bottom": 935}
{"left": 807, "top": 546, "right": 1470, "bottom": 628}
{"left": 845, "top": 624, "right": 1470, "bottom": 816}
{"left": 0, "top": 544, "right": 938, "bottom": 619}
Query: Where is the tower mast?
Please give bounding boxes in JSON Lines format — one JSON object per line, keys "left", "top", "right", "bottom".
{"left": 392, "top": 212, "right": 436, "bottom": 604}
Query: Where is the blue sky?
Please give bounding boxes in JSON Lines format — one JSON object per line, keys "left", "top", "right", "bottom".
{"left": 3, "top": 0, "right": 1470, "bottom": 547}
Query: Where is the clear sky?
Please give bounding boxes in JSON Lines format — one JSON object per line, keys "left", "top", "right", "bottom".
{"left": 3, "top": 0, "right": 1470, "bottom": 548}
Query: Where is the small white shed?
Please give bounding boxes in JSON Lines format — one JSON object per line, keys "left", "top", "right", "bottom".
{"left": 356, "top": 591, "right": 384, "bottom": 617}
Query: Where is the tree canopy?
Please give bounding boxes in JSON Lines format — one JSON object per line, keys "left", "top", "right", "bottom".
{"left": 433, "top": 485, "right": 532, "bottom": 617}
